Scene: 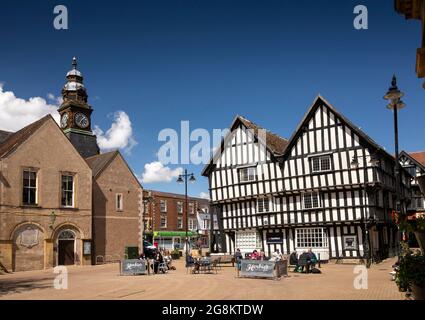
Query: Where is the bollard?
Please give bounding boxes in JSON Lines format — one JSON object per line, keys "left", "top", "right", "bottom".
{"left": 318, "top": 253, "right": 321, "bottom": 268}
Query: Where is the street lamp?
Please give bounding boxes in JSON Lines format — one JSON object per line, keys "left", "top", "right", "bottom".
{"left": 384, "top": 75, "right": 406, "bottom": 255}
{"left": 177, "top": 169, "right": 196, "bottom": 257}
{"left": 350, "top": 153, "right": 379, "bottom": 268}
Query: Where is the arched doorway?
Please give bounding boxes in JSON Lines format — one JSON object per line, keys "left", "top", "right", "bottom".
{"left": 57, "top": 229, "right": 76, "bottom": 265}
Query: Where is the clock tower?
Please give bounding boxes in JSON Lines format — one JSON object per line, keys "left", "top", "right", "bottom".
{"left": 58, "top": 57, "right": 100, "bottom": 158}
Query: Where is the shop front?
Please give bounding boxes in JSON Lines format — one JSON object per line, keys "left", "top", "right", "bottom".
{"left": 153, "top": 231, "right": 197, "bottom": 251}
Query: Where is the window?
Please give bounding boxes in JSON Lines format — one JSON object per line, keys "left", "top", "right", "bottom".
{"left": 203, "top": 219, "right": 210, "bottom": 230}
{"left": 22, "top": 169, "right": 37, "bottom": 205}
{"left": 303, "top": 192, "right": 321, "bottom": 209}
{"left": 239, "top": 167, "right": 257, "bottom": 182}
{"left": 296, "top": 228, "right": 328, "bottom": 248}
{"left": 257, "top": 197, "right": 271, "bottom": 213}
{"left": 177, "top": 201, "right": 183, "bottom": 214}
{"left": 116, "top": 193, "right": 123, "bottom": 211}
{"left": 160, "top": 216, "right": 167, "bottom": 228}
{"left": 160, "top": 200, "right": 167, "bottom": 213}
{"left": 61, "top": 174, "right": 74, "bottom": 207}
{"left": 177, "top": 217, "right": 183, "bottom": 229}
{"left": 311, "top": 155, "right": 332, "bottom": 173}
{"left": 189, "top": 202, "right": 195, "bottom": 215}
{"left": 235, "top": 231, "right": 262, "bottom": 251}
{"left": 417, "top": 197, "right": 424, "bottom": 209}
{"left": 189, "top": 218, "right": 197, "bottom": 231}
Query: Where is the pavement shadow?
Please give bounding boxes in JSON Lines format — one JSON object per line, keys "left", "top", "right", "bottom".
{"left": 0, "top": 277, "right": 53, "bottom": 296}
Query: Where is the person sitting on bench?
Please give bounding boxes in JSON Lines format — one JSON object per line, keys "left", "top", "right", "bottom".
{"left": 307, "top": 249, "right": 318, "bottom": 270}
{"left": 297, "top": 251, "right": 310, "bottom": 273}
{"left": 289, "top": 251, "right": 298, "bottom": 266}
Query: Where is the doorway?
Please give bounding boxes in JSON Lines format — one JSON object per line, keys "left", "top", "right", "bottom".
{"left": 58, "top": 230, "right": 75, "bottom": 265}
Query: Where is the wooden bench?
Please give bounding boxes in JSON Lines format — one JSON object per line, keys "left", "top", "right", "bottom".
{"left": 210, "top": 254, "right": 235, "bottom": 267}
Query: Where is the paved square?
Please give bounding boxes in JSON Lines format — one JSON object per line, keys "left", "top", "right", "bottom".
{"left": 0, "top": 257, "right": 405, "bottom": 300}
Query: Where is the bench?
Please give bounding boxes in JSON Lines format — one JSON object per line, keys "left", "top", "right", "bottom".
{"left": 210, "top": 254, "right": 235, "bottom": 267}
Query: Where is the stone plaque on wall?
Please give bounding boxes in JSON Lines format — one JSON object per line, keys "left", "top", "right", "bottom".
{"left": 20, "top": 227, "right": 39, "bottom": 249}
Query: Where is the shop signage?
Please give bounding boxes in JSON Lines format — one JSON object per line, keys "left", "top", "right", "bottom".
{"left": 120, "top": 259, "right": 147, "bottom": 275}
{"left": 240, "top": 260, "right": 275, "bottom": 278}
{"left": 266, "top": 232, "right": 283, "bottom": 244}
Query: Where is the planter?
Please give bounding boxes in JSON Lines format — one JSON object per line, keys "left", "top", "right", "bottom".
{"left": 171, "top": 253, "right": 180, "bottom": 260}
{"left": 414, "top": 231, "right": 425, "bottom": 253}
{"left": 412, "top": 284, "right": 425, "bottom": 300}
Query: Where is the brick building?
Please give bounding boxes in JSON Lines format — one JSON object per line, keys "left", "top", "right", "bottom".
{"left": 0, "top": 58, "right": 144, "bottom": 272}
{"left": 87, "top": 151, "right": 143, "bottom": 263}
{"left": 0, "top": 116, "right": 93, "bottom": 272}
{"left": 143, "top": 190, "right": 209, "bottom": 250}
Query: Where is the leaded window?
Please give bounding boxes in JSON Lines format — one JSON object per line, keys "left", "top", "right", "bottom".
{"left": 239, "top": 167, "right": 257, "bottom": 182}
{"left": 311, "top": 155, "right": 332, "bottom": 173}
{"left": 303, "top": 192, "right": 321, "bottom": 209}
{"left": 296, "top": 228, "right": 328, "bottom": 248}
{"left": 257, "top": 197, "right": 271, "bottom": 213}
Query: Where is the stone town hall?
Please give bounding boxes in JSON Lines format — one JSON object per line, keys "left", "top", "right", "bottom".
{"left": 0, "top": 59, "right": 143, "bottom": 272}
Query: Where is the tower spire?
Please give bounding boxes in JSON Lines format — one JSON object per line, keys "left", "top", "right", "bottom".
{"left": 72, "top": 57, "right": 77, "bottom": 70}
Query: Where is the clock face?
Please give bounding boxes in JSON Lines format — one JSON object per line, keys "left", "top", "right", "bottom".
{"left": 75, "top": 113, "right": 89, "bottom": 129}
{"left": 61, "top": 113, "right": 69, "bottom": 128}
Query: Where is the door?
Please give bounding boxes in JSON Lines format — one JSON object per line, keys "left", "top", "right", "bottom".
{"left": 58, "top": 240, "right": 75, "bottom": 265}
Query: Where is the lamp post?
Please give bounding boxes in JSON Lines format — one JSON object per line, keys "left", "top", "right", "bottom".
{"left": 384, "top": 75, "right": 406, "bottom": 255}
{"left": 351, "top": 154, "right": 379, "bottom": 268}
{"left": 177, "top": 169, "right": 196, "bottom": 257}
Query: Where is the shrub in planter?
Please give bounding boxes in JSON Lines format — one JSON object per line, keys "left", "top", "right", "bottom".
{"left": 398, "top": 216, "right": 425, "bottom": 253}
{"left": 171, "top": 250, "right": 180, "bottom": 260}
{"left": 395, "top": 249, "right": 425, "bottom": 299}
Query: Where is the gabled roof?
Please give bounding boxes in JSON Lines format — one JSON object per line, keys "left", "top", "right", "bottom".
{"left": 201, "top": 115, "right": 289, "bottom": 176}
{"left": 281, "top": 95, "right": 394, "bottom": 161}
{"left": 238, "top": 117, "right": 289, "bottom": 155}
{"left": 0, "top": 115, "right": 52, "bottom": 158}
{"left": 0, "top": 130, "right": 13, "bottom": 144}
{"left": 405, "top": 151, "right": 425, "bottom": 169}
{"left": 85, "top": 150, "right": 143, "bottom": 188}
{"left": 85, "top": 151, "right": 118, "bottom": 177}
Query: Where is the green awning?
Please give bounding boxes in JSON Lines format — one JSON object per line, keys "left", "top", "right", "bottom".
{"left": 153, "top": 231, "right": 197, "bottom": 237}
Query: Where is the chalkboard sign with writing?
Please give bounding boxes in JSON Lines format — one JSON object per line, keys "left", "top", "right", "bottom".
{"left": 240, "top": 260, "right": 275, "bottom": 278}
{"left": 120, "top": 259, "right": 147, "bottom": 275}
{"left": 275, "top": 260, "right": 288, "bottom": 277}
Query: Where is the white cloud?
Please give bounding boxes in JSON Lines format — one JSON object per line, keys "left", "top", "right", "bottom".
{"left": 93, "top": 111, "right": 137, "bottom": 154}
{"left": 141, "top": 161, "right": 183, "bottom": 184}
{"left": 0, "top": 84, "right": 60, "bottom": 131}
{"left": 47, "top": 93, "right": 63, "bottom": 105}
{"left": 0, "top": 85, "right": 137, "bottom": 155}
{"left": 199, "top": 192, "right": 210, "bottom": 200}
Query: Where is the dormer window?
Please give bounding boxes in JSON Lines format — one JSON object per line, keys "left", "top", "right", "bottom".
{"left": 311, "top": 155, "right": 332, "bottom": 173}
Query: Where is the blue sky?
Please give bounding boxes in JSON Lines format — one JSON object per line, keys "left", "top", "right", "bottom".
{"left": 0, "top": 0, "right": 424, "bottom": 197}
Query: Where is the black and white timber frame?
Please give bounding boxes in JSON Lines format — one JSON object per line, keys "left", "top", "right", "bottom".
{"left": 202, "top": 95, "right": 411, "bottom": 261}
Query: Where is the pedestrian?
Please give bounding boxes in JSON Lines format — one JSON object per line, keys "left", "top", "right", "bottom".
{"left": 272, "top": 249, "right": 283, "bottom": 261}
{"left": 234, "top": 248, "right": 243, "bottom": 270}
